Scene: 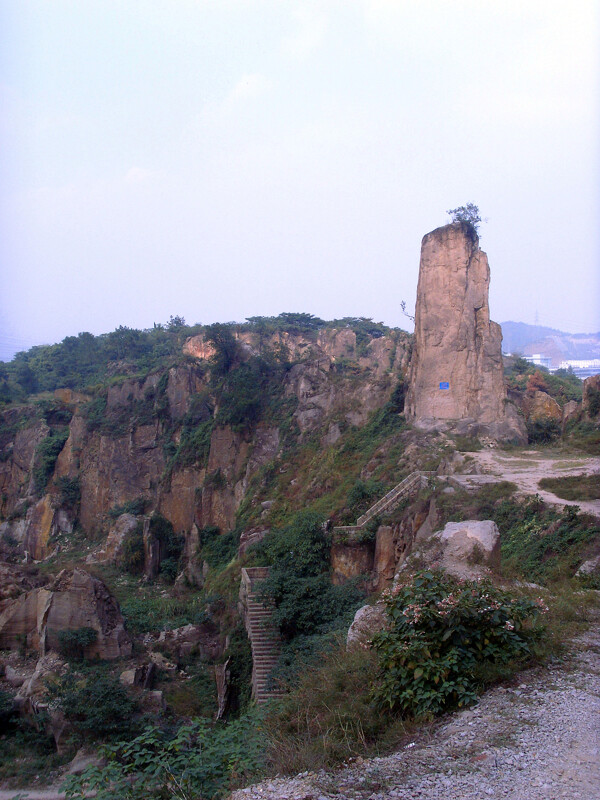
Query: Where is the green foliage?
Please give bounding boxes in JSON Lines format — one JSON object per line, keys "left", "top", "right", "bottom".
{"left": 56, "top": 627, "right": 98, "bottom": 661}
{"left": 122, "top": 522, "right": 145, "bottom": 574}
{"left": 447, "top": 203, "right": 481, "bottom": 234}
{"left": 119, "top": 592, "right": 210, "bottom": 635}
{"left": 48, "top": 668, "right": 139, "bottom": 743}
{"left": 565, "top": 420, "right": 600, "bottom": 454}
{"left": 587, "top": 385, "right": 600, "bottom": 417}
{"left": 5, "top": 322, "right": 199, "bottom": 394}
{"left": 347, "top": 479, "right": 385, "bottom": 519}
{"left": 225, "top": 624, "right": 254, "bottom": 714}
{"left": 0, "top": 714, "right": 64, "bottom": 788}
{"left": 56, "top": 476, "right": 81, "bottom": 509}
{"left": 205, "top": 323, "right": 240, "bottom": 377}
{"left": 107, "top": 496, "right": 148, "bottom": 519}
{"left": 526, "top": 416, "right": 561, "bottom": 444}
{"left": 33, "top": 428, "right": 69, "bottom": 493}
{"left": 245, "top": 312, "right": 325, "bottom": 337}
{"left": 0, "top": 689, "right": 14, "bottom": 721}
{"left": 538, "top": 474, "right": 600, "bottom": 501}
{"left": 264, "top": 644, "right": 398, "bottom": 775}
{"left": 167, "top": 393, "right": 214, "bottom": 470}
{"left": 543, "top": 370, "right": 582, "bottom": 405}
{"left": 372, "top": 572, "right": 544, "bottom": 718}
{"left": 62, "top": 714, "right": 264, "bottom": 800}
{"left": 254, "top": 511, "right": 365, "bottom": 641}
{"left": 200, "top": 526, "right": 240, "bottom": 570}
{"left": 497, "top": 498, "right": 600, "bottom": 581}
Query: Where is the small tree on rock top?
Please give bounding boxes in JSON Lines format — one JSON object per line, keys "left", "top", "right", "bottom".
{"left": 447, "top": 203, "right": 482, "bottom": 233}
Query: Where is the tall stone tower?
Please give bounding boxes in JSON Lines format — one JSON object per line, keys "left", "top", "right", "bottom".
{"left": 405, "top": 222, "right": 525, "bottom": 443}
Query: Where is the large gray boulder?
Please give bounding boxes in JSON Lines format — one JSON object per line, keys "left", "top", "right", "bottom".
{"left": 346, "top": 603, "right": 387, "bottom": 652}
{"left": 400, "top": 519, "right": 501, "bottom": 580}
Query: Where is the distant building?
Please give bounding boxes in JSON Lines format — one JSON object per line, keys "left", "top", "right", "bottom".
{"left": 557, "top": 359, "right": 600, "bottom": 379}
{"left": 523, "top": 354, "right": 553, "bottom": 370}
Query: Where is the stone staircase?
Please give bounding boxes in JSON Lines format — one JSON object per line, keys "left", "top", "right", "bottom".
{"left": 239, "top": 567, "right": 284, "bottom": 704}
{"left": 334, "top": 471, "right": 432, "bottom": 535}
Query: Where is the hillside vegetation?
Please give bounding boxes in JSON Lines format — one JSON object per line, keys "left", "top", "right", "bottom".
{"left": 0, "top": 315, "right": 599, "bottom": 798}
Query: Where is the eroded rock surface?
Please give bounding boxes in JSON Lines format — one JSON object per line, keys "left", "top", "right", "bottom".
{"left": 406, "top": 223, "right": 526, "bottom": 443}
{"left": 400, "top": 519, "right": 500, "bottom": 580}
{"left": 0, "top": 568, "right": 131, "bottom": 659}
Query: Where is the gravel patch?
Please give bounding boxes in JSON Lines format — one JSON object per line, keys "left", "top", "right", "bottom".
{"left": 230, "top": 617, "right": 600, "bottom": 800}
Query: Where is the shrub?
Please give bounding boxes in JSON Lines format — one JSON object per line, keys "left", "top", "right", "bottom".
{"left": 498, "top": 500, "right": 599, "bottom": 582}
{"left": 33, "top": 429, "right": 69, "bottom": 493}
{"left": 122, "top": 522, "right": 145, "bottom": 574}
{"left": 587, "top": 385, "right": 600, "bottom": 418}
{"left": 371, "top": 571, "right": 545, "bottom": 719}
{"left": 55, "top": 476, "right": 81, "bottom": 509}
{"left": 254, "top": 511, "right": 365, "bottom": 642}
{"left": 526, "top": 417, "right": 560, "bottom": 444}
{"left": 200, "top": 527, "right": 240, "bottom": 570}
{"left": 56, "top": 627, "right": 98, "bottom": 661}
{"left": 107, "top": 496, "right": 148, "bottom": 519}
{"left": 61, "top": 714, "right": 263, "bottom": 800}
{"left": 538, "top": 474, "right": 600, "bottom": 502}
{"left": 48, "top": 669, "right": 139, "bottom": 743}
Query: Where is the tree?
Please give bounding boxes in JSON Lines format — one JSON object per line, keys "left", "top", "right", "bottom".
{"left": 447, "top": 203, "right": 482, "bottom": 233}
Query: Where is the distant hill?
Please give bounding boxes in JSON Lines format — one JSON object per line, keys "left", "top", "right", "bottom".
{"left": 501, "top": 321, "right": 600, "bottom": 366}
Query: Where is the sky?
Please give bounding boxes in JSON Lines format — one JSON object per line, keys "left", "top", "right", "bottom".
{"left": 1, "top": 0, "right": 598, "bottom": 361}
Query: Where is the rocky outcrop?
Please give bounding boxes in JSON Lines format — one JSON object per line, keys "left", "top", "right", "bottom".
{"left": 331, "top": 534, "right": 374, "bottom": 585}
{"left": 153, "top": 622, "right": 222, "bottom": 662}
{"left": 0, "top": 493, "right": 74, "bottom": 561}
{"left": 346, "top": 603, "right": 387, "bottom": 651}
{"left": 400, "top": 519, "right": 501, "bottom": 580}
{"left": 522, "top": 390, "right": 562, "bottom": 423}
{"left": 0, "top": 409, "right": 47, "bottom": 517}
{"left": 583, "top": 375, "right": 600, "bottom": 419}
{"left": 87, "top": 512, "right": 139, "bottom": 564}
{"left": 0, "top": 568, "right": 131, "bottom": 659}
{"left": 406, "top": 223, "right": 526, "bottom": 444}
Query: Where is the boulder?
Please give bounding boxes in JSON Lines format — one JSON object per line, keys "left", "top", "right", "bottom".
{"left": 4, "top": 664, "right": 27, "bottom": 688}
{"left": 0, "top": 568, "right": 131, "bottom": 659}
{"left": 576, "top": 555, "right": 600, "bottom": 576}
{"left": 562, "top": 399, "right": 581, "bottom": 429}
{"left": 87, "top": 512, "right": 139, "bottom": 564}
{"left": 402, "top": 519, "right": 501, "bottom": 580}
{"left": 155, "top": 622, "right": 221, "bottom": 661}
{"left": 347, "top": 603, "right": 387, "bottom": 651}
{"left": 405, "top": 223, "right": 526, "bottom": 444}
{"left": 522, "top": 390, "right": 562, "bottom": 422}
{"left": 120, "top": 662, "right": 155, "bottom": 688}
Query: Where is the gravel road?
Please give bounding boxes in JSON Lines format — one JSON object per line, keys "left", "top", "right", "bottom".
{"left": 230, "top": 609, "right": 600, "bottom": 800}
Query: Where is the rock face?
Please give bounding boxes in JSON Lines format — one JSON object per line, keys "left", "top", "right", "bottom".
{"left": 406, "top": 223, "right": 526, "bottom": 443}
{"left": 0, "top": 568, "right": 131, "bottom": 659}
{"left": 401, "top": 519, "right": 501, "bottom": 580}
{"left": 583, "top": 375, "right": 600, "bottom": 419}
{"left": 522, "top": 390, "right": 562, "bottom": 423}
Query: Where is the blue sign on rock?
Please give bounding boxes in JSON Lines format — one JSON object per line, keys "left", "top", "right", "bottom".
{"left": 439, "top": 382, "right": 450, "bottom": 390}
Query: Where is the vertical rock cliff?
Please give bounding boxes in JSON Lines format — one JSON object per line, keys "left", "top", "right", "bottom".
{"left": 406, "top": 222, "right": 526, "bottom": 442}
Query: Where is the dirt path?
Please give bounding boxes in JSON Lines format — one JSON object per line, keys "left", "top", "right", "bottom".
{"left": 461, "top": 449, "right": 600, "bottom": 517}
{"left": 230, "top": 605, "right": 600, "bottom": 800}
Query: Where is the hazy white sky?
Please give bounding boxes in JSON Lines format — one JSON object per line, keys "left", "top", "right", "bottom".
{"left": 1, "top": 1, "right": 598, "bottom": 360}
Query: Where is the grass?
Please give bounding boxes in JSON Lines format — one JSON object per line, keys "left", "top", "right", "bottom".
{"left": 264, "top": 642, "right": 411, "bottom": 775}
{"left": 538, "top": 474, "right": 600, "bottom": 501}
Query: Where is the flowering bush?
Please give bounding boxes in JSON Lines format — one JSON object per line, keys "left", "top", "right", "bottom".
{"left": 372, "top": 571, "right": 546, "bottom": 719}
